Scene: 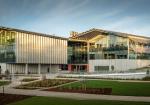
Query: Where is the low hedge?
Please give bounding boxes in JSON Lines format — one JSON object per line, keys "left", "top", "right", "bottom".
{"left": 142, "top": 76, "right": 150, "bottom": 81}
{"left": 21, "top": 78, "right": 38, "bottom": 82}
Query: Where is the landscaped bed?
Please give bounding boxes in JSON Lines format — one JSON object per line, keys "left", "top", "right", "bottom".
{"left": 0, "top": 81, "right": 10, "bottom": 86}
{"left": 45, "top": 87, "right": 112, "bottom": 95}
{"left": 15, "top": 79, "right": 76, "bottom": 89}
{"left": 142, "top": 76, "right": 150, "bottom": 81}
{"left": 21, "top": 78, "right": 38, "bottom": 82}
{"left": 0, "top": 93, "right": 31, "bottom": 105}
{"left": 45, "top": 80, "right": 150, "bottom": 96}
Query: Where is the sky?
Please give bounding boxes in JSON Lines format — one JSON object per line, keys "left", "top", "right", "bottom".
{"left": 0, "top": 0, "right": 150, "bottom": 37}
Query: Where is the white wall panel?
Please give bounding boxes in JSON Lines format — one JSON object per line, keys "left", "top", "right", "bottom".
{"left": 89, "top": 59, "right": 150, "bottom": 72}
{"left": 15, "top": 32, "right": 67, "bottom": 64}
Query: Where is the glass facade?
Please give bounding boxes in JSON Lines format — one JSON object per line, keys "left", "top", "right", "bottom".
{"left": 69, "top": 32, "right": 150, "bottom": 64}
{"left": 0, "top": 29, "right": 16, "bottom": 62}
{"left": 89, "top": 34, "right": 128, "bottom": 59}
{"left": 68, "top": 41, "right": 88, "bottom": 64}
{"left": 129, "top": 37, "right": 150, "bottom": 59}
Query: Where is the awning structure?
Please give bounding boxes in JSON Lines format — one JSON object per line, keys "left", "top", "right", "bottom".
{"left": 129, "top": 36, "right": 150, "bottom": 45}
{"left": 74, "top": 30, "right": 104, "bottom": 40}
{"left": 69, "top": 28, "right": 150, "bottom": 43}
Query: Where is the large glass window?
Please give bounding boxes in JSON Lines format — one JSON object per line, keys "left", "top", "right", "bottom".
{"left": 94, "top": 66, "right": 109, "bottom": 71}
{"left": 0, "top": 29, "right": 16, "bottom": 62}
{"left": 89, "top": 34, "right": 128, "bottom": 59}
{"left": 68, "top": 41, "right": 88, "bottom": 64}
{"left": 129, "top": 38, "right": 150, "bottom": 59}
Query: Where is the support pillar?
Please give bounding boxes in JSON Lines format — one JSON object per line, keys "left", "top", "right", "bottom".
{"left": 68, "top": 64, "right": 72, "bottom": 72}
{"left": 25, "top": 64, "right": 28, "bottom": 75}
{"left": 11, "top": 64, "right": 15, "bottom": 81}
{"left": 38, "top": 64, "right": 41, "bottom": 75}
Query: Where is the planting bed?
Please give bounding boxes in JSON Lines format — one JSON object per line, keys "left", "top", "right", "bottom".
{"left": 21, "top": 78, "right": 38, "bottom": 82}
{"left": 16, "top": 79, "right": 76, "bottom": 89}
{"left": 45, "top": 87, "right": 112, "bottom": 95}
{"left": 0, "top": 93, "right": 31, "bottom": 105}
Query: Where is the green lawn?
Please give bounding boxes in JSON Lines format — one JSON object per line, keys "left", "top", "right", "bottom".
{"left": 61, "top": 80, "right": 150, "bottom": 96}
{"left": 0, "top": 81, "right": 10, "bottom": 86}
{"left": 8, "top": 96, "right": 150, "bottom": 105}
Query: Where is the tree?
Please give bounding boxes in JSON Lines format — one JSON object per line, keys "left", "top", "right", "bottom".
{"left": 146, "top": 69, "right": 150, "bottom": 76}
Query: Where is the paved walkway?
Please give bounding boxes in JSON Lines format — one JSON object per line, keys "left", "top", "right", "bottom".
{"left": 0, "top": 80, "right": 150, "bottom": 102}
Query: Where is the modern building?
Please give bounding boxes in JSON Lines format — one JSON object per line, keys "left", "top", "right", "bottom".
{"left": 68, "top": 28, "right": 150, "bottom": 72}
{"left": 0, "top": 27, "right": 150, "bottom": 74}
{"left": 0, "top": 27, "right": 67, "bottom": 74}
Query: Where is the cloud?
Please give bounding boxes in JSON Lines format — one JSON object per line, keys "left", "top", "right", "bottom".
{"left": 131, "top": 26, "right": 150, "bottom": 36}
{"left": 1, "top": 0, "right": 150, "bottom": 37}
{"left": 105, "top": 16, "right": 138, "bottom": 29}
{"left": 100, "top": 16, "right": 150, "bottom": 36}
{"left": 35, "top": 0, "right": 91, "bottom": 18}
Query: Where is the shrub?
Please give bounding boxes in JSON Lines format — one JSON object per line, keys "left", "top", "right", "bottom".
{"left": 21, "top": 78, "right": 38, "bottom": 82}
{"left": 142, "top": 76, "right": 150, "bottom": 81}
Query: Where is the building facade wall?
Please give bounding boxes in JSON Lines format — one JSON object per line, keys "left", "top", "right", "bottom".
{"left": 0, "top": 27, "right": 67, "bottom": 74}
{"left": 86, "top": 32, "right": 150, "bottom": 72}
{"left": 89, "top": 59, "right": 150, "bottom": 72}
{"left": 68, "top": 32, "right": 150, "bottom": 72}
{"left": 15, "top": 31, "right": 67, "bottom": 64}
{"left": 1, "top": 27, "right": 150, "bottom": 73}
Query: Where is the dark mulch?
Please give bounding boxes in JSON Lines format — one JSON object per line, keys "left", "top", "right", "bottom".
{"left": 45, "top": 87, "right": 112, "bottom": 95}
{"left": 0, "top": 93, "right": 32, "bottom": 105}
